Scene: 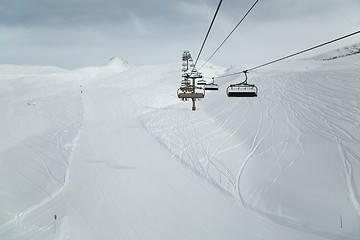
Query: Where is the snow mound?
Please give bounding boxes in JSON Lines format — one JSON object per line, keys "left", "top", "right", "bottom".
{"left": 313, "top": 42, "right": 360, "bottom": 61}
{"left": 103, "top": 57, "right": 134, "bottom": 69}
{"left": 72, "top": 57, "right": 133, "bottom": 75}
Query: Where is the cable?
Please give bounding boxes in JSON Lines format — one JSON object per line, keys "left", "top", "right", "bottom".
{"left": 216, "top": 30, "right": 360, "bottom": 78}
{"left": 199, "top": 0, "right": 260, "bottom": 70}
{"left": 194, "top": 0, "right": 223, "bottom": 69}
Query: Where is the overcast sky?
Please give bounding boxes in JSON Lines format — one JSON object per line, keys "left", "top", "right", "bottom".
{"left": 1, "top": 0, "right": 360, "bottom": 69}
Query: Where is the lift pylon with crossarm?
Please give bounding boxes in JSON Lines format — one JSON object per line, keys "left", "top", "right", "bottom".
{"left": 177, "top": 51, "right": 205, "bottom": 111}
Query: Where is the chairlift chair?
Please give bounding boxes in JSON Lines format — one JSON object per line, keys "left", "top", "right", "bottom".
{"left": 182, "top": 63, "right": 187, "bottom": 71}
{"left": 182, "top": 50, "right": 190, "bottom": 61}
{"left": 197, "top": 79, "right": 207, "bottom": 86}
{"left": 226, "top": 71, "right": 258, "bottom": 97}
{"left": 179, "top": 85, "right": 193, "bottom": 92}
{"left": 190, "top": 68, "right": 202, "bottom": 78}
{"left": 181, "top": 79, "right": 191, "bottom": 86}
{"left": 177, "top": 86, "right": 205, "bottom": 100}
{"left": 226, "top": 84, "right": 257, "bottom": 97}
{"left": 204, "top": 83, "right": 219, "bottom": 91}
{"left": 204, "top": 77, "right": 219, "bottom": 91}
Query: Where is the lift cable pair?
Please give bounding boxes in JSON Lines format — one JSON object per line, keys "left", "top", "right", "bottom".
{"left": 182, "top": 0, "right": 360, "bottom": 104}
{"left": 213, "top": 29, "right": 360, "bottom": 97}
{"left": 217, "top": 29, "right": 360, "bottom": 79}
{"left": 189, "top": 0, "right": 261, "bottom": 98}
{"left": 193, "top": 0, "right": 223, "bottom": 69}
{"left": 198, "top": 0, "right": 260, "bottom": 71}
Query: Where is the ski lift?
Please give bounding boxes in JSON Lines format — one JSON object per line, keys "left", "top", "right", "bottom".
{"left": 177, "top": 86, "right": 205, "bottom": 100}
{"left": 189, "top": 58, "right": 195, "bottom": 68}
{"left": 181, "top": 78, "right": 191, "bottom": 86}
{"left": 182, "top": 50, "right": 191, "bottom": 61}
{"left": 204, "top": 83, "right": 219, "bottom": 91}
{"left": 204, "top": 77, "right": 219, "bottom": 91}
{"left": 197, "top": 79, "right": 207, "bottom": 86}
{"left": 190, "top": 68, "right": 202, "bottom": 78}
{"left": 226, "top": 71, "right": 258, "bottom": 97}
{"left": 179, "top": 85, "right": 193, "bottom": 92}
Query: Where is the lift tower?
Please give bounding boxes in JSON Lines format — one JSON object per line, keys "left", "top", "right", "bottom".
{"left": 177, "top": 50, "right": 205, "bottom": 111}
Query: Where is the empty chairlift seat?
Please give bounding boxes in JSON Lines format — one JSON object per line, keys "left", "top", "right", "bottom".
{"left": 196, "top": 79, "right": 207, "bottom": 86}
{"left": 178, "top": 92, "right": 205, "bottom": 99}
{"left": 204, "top": 78, "right": 219, "bottom": 91}
{"left": 226, "top": 71, "right": 258, "bottom": 97}
{"left": 204, "top": 83, "right": 219, "bottom": 91}
{"left": 226, "top": 83, "right": 258, "bottom": 97}
{"left": 177, "top": 86, "right": 205, "bottom": 100}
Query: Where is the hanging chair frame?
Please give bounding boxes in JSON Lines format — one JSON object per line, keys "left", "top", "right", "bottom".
{"left": 177, "top": 86, "right": 205, "bottom": 99}
{"left": 226, "top": 71, "right": 258, "bottom": 97}
{"left": 204, "top": 77, "right": 219, "bottom": 91}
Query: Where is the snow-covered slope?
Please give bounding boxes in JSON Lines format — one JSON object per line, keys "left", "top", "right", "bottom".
{"left": 72, "top": 57, "right": 133, "bottom": 79}
{"left": 102, "top": 57, "right": 134, "bottom": 69}
{"left": 0, "top": 51, "right": 359, "bottom": 240}
{"left": 313, "top": 42, "right": 360, "bottom": 61}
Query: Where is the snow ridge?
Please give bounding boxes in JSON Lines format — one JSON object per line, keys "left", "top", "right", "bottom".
{"left": 103, "top": 56, "right": 133, "bottom": 69}
{"left": 314, "top": 43, "right": 360, "bottom": 61}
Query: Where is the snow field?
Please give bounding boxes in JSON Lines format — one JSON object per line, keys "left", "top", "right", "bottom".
{"left": 0, "top": 53, "right": 359, "bottom": 239}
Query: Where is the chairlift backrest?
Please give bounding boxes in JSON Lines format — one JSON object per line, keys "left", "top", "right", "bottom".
{"left": 181, "top": 79, "right": 190, "bottom": 84}
{"left": 226, "top": 84, "right": 258, "bottom": 97}
{"left": 177, "top": 87, "right": 205, "bottom": 99}
{"left": 178, "top": 92, "right": 205, "bottom": 99}
{"left": 226, "top": 71, "right": 258, "bottom": 97}
{"left": 197, "top": 79, "right": 206, "bottom": 85}
{"left": 204, "top": 83, "right": 219, "bottom": 91}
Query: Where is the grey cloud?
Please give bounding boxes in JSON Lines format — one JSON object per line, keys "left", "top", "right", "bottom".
{"left": 219, "top": 0, "right": 360, "bottom": 23}
{"left": 0, "top": 0, "right": 190, "bottom": 28}
{"left": 1, "top": 0, "right": 132, "bottom": 27}
{"left": 0, "top": 0, "right": 359, "bottom": 69}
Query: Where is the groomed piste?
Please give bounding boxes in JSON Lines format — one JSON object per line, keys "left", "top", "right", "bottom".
{"left": 0, "top": 46, "right": 360, "bottom": 239}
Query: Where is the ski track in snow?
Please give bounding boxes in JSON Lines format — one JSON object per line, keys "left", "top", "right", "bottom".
{"left": 140, "top": 59, "right": 360, "bottom": 239}
{"left": 0, "top": 72, "right": 85, "bottom": 238}
{"left": 1, "top": 56, "right": 360, "bottom": 239}
{"left": 258, "top": 70, "right": 360, "bottom": 238}
{"left": 288, "top": 71, "right": 360, "bottom": 220}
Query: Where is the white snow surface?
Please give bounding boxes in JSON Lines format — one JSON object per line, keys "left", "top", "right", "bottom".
{"left": 313, "top": 43, "right": 360, "bottom": 61}
{"left": 102, "top": 57, "right": 134, "bottom": 69}
{"left": 0, "top": 54, "right": 359, "bottom": 240}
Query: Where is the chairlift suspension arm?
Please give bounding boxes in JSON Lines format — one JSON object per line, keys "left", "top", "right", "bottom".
{"left": 229, "top": 71, "right": 249, "bottom": 87}
{"left": 243, "top": 70, "right": 248, "bottom": 84}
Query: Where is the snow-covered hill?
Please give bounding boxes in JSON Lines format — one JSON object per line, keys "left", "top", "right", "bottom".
{"left": 102, "top": 57, "right": 134, "bottom": 69}
{"left": 314, "top": 42, "right": 360, "bottom": 61}
{"left": 0, "top": 50, "right": 359, "bottom": 240}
